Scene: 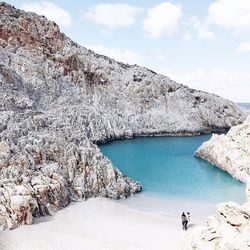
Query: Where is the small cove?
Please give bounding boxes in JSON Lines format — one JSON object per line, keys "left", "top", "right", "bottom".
{"left": 100, "top": 135, "right": 245, "bottom": 217}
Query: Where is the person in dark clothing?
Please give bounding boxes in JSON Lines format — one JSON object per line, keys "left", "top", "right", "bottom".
{"left": 181, "top": 212, "right": 188, "bottom": 230}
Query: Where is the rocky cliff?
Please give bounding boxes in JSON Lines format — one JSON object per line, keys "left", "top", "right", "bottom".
{"left": 185, "top": 192, "right": 250, "bottom": 250}
{"left": 0, "top": 2, "right": 247, "bottom": 230}
{"left": 185, "top": 116, "right": 250, "bottom": 249}
{"left": 195, "top": 116, "right": 250, "bottom": 183}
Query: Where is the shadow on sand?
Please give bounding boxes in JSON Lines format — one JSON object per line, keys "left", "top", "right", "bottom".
{"left": 33, "top": 215, "right": 54, "bottom": 225}
{"left": 187, "top": 223, "right": 195, "bottom": 229}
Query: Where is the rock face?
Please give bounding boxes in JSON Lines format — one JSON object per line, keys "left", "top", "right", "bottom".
{"left": 0, "top": 2, "right": 247, "bottom": 230}
{"left": 185, "top": 188, "right": 250, "bottom": 250}
{"left": 195, "top": 116, "right": 250, "bottom": 183}
{"left": 186, "top": 116, "right": 250, "bottom": 249}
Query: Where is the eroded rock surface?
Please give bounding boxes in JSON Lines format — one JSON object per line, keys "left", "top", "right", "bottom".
{"left": 0, "top": 2, "right": 246, "bottom": 230}
{"left": 195, "top": 116, "right": 250, "bottom": 183}
{"left": 185, "top": 188, "right": 250, "bottom": 250}
{"left": 187, "top": 116, "right": 250, "bottom": 249}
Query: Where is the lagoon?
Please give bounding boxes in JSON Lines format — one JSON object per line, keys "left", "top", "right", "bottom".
{"left": 100, "top": 135, "right": 245, "bottom": 214}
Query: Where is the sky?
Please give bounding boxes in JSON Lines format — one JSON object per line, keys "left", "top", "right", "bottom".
{"left": 6, "top": 0, "right": 250, "bottom": 102}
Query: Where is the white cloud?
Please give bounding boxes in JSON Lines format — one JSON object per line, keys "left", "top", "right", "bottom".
{"left": 85, "top": 3, "right": 141, "bottom": 29}
{"left": 182, "top": 33, "right": 192, "bottom": 42}
{"left": 208, "top": 0, "right": 250, "bottom": 32}
{"left": 156, "top": 54, "right": 166, "bottom": 61}
{"left": 143, "top": 2, "right": 182, "bottom": 38}
{"left": 237, "top": 42, "right": 250, "bottom": 53}
{"left": 191, "top": 16, "right": 214, "bottom": 39}
{"left": 22, "top": 1, "right": 71, "bottom": 28}
{"left": 161, "top": 69, "right": 250, "bottom": 102}
{"left": 86, "top": 45, "right": 142, "bottom": 65}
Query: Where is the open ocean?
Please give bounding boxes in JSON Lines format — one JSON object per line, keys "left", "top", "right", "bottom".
{"left": 238, "top": 103, "right": 250, "bottom": 109}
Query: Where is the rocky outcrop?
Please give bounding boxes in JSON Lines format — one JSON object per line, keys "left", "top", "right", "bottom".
{"left": 185, "top": 187, "right": 250, "bottom": 250}
{"left": 195, "top": 116, "right": 250, "bottom": 183}
{"left": 186, "top": 115, "right": 250, "bottom": 249}
{"left": 0, "top": 2, "right": 247, "bottom": 231}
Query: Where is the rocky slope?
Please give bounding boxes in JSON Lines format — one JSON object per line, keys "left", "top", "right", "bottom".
{"left": 185, "top": 191, "right": 250, "bottom": 250}
{"left": 185, "top": 116, "right": 250, "bottom": 249}
{"left": 0, "top": 2, "right": 247, "bottom": 230}
{"left": 195, "top": 116, "right": 250, "bottom": 183}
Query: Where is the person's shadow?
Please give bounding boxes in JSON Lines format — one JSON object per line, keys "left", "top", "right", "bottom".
{"left": 187, "top": 223, "right": 195, "bottom": 229}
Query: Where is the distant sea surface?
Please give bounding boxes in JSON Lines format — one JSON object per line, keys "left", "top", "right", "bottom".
{"left": 238, "top": 103, "right": 250, "bottom": 109}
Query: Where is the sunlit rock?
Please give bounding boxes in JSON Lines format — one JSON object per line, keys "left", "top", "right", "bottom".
{"left": 187, "top": 116, "right": 250, "bottom": 249}
{"left": 196, "top": 116, "right": 250, "bottom": 183}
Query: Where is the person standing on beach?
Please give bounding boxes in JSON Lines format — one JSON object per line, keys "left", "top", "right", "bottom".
{"left": 181, "top": 212, "right": 188, "bottom": 230}
{"left": 187, "top": 212, "right": 190, "bottom": 223}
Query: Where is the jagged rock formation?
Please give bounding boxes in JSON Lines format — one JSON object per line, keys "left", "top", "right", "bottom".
{"left": 0, "top": 2, "right": 247, "bottom": 230}
{"left": 195, "top": 116, "right": 250, "bottom": 183}
{"left": 186, "top": 116, "right": 250, "bottom": 249}
{"left": 185, "top": 188, "right": 250, "bottom": 250}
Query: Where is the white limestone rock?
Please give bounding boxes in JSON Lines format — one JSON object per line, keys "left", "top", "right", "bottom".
{"left": 187, "top": 117, "right": 250, "bottom": 249}
{"left": 195, "top": 116, "right": 250, "bottom": 183}
{"left": 10, "top": 195, "right": 37, "bottom": 225}
{"left": 0, "top": 142, "right": 10, "bottom": 168}
{"left": 185, "top": 195, "right": 250, "bottom": 250}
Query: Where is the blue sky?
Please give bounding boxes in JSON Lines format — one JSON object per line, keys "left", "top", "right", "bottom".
{"left": 6, "top": 0, "right": 250, "bottom": 102}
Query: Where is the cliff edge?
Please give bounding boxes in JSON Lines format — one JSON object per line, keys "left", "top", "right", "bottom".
{"left": 187, "top": 116, "right": 250, "bottom": 249}
{"left": 195, "top": 116, "right": 250, "bottom": 183}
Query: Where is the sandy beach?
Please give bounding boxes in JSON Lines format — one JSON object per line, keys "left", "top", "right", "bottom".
{"left": 0, "top": 196, "right": 212, "bottom": 250}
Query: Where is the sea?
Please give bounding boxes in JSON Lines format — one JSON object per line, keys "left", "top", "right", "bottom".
{"left": 238, "top": 103, "right": 250, "bottom": 109}
{"left": 100, "top": 135, "right": 246, "bottom": 217}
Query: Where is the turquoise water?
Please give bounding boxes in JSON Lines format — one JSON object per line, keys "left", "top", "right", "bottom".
{"left": 100, "top": 135, "right": 245, "bottom": 204}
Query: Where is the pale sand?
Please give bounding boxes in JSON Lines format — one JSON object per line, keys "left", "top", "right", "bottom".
{"left": 0, "top": 197, "right": 209, "bottom": 250}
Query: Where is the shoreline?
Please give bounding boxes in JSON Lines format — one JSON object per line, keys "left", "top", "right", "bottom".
{"left": 94, "top": 130, "right": 224, "bottom": 145}
{"left": 0, "top": 196, "right": 215, "bottom": 250}
{"left": 116, "top": 192, "right": 220, "bottom": 217}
